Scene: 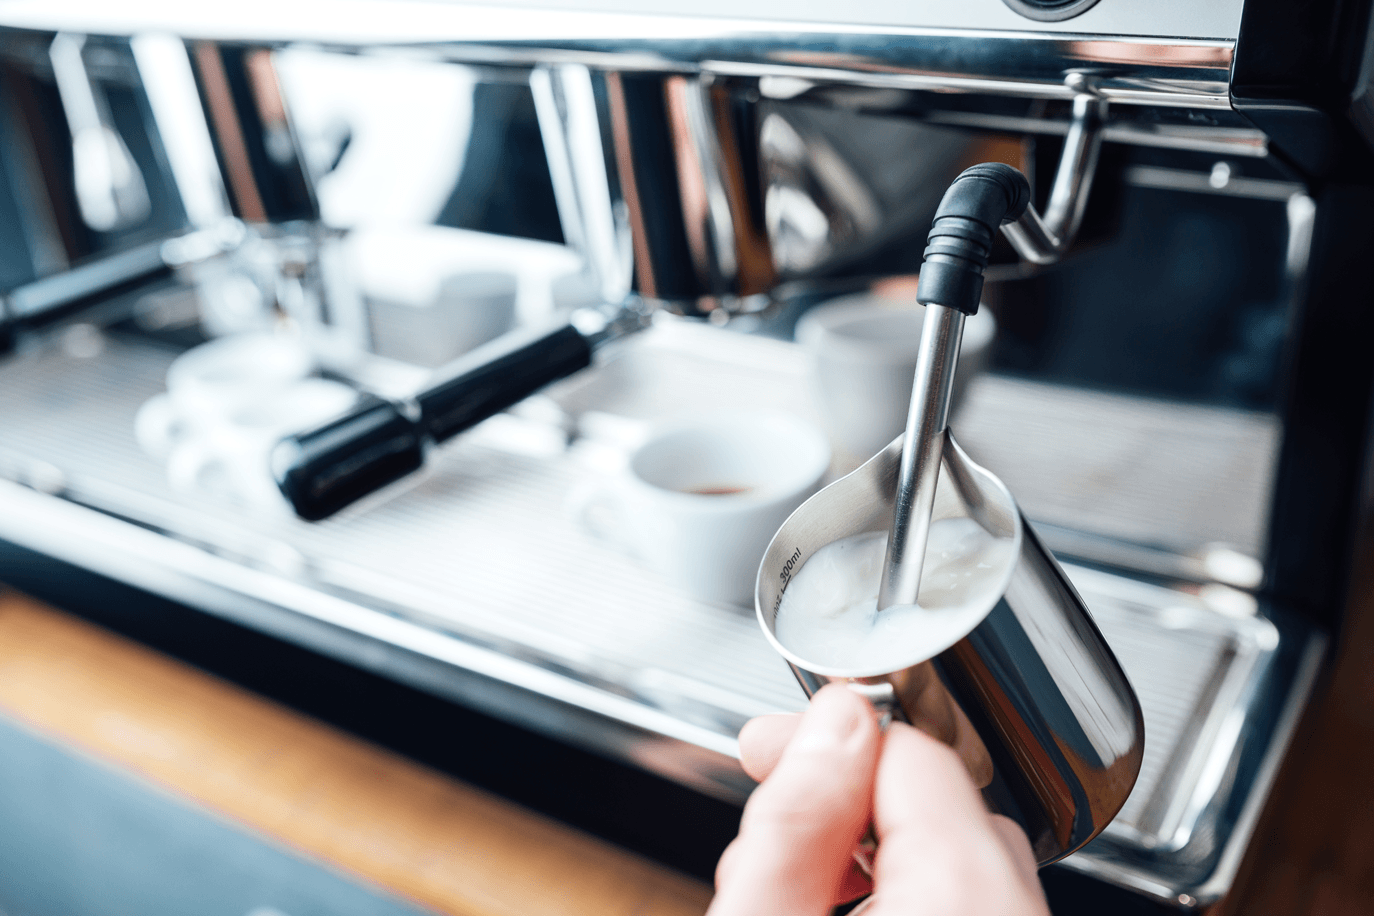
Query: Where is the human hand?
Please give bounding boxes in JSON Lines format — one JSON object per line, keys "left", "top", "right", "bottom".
{"left": 708, "top": 684, "right": 1050, "bottom": 916}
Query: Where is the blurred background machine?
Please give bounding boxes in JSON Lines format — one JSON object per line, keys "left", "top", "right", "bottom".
{"left": 0, "top": 1, "right": 1371, "bottom": 912}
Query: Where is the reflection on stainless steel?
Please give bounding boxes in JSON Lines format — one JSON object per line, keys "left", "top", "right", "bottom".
{"left": 759, "top": 103, "right": 976, "bottom": 281}
{"left": 1183, "top": 635, "right": 1325, "bottom": 906}
{"left": 0, "top": 0, "right": 1251, "bottom": 43}
{"left": 5, "top": 241, "right": 168, "bottom": 323}
{"left": 664, "top": 77, "right": 737, "bottom": 295}
{"left": 761, "top": 111, "right": 878, "bottom": 275}
{"left": 544, "top": 58, "right": 958, "bottom": 313}
{"left": 189, "top": 42, "right": 317, "bottom": 225}
{"left": 0, "top": 12, "right": 1257, "bottom": 324}
{"left": 758, "top": 431, "right": 1143, "bottom": 864}
{"left": 1125, "top": 165, "right": 1305, "bottom": 202}
{"left": 48, "top": 33, "right": 150, "bottom": 233}
{"left": 175, "top": 43, "right": 370, "bottom": 345}
{"left": 597, "top": 71, "right": 775, "bottom": 315}
{"left": 529, "top": 64, "right": 632, "bottom": 308}
{"left": 0, "top": 9, "right": 1257, "bottom": 323}
{"left": 1061, "top": 570, "right": 1279, "bottom": 853}
{"left": 129, "top": 35, "right": 281, "bottom": 339}
{"left": 129, "top": 33, "right": 232, "bottom": 231}
{"left": 544, "top": 63, "right": 1112, "bottom": 317}
{"left": 861, "top": 108, "right": 1268, "bottom": 158}
{"left": 0, "top": 5, "right": 1237, "bottom": 106}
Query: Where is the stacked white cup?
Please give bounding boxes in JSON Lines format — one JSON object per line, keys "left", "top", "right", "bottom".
{"left": 135, "top": 334, "right": 357, "bottom": 513}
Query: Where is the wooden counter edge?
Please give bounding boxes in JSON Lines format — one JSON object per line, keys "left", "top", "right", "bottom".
{"left": 0, "top": 590, "right": 715, "bottom": 916}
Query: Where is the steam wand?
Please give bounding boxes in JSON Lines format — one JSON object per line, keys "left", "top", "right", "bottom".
{"left": 876, "top": 164, "right": 1032, "bottom": 611}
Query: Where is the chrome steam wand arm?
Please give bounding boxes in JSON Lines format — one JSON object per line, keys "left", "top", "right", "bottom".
{"left": 877, "top": 164, "right": 1031, "bottom": 611}
{"left": 1001, "top": 91, "right": 1108, "bottom": 266}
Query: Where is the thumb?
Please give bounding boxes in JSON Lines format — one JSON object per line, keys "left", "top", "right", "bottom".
{"left": 709, "top": 685, "right": 880, "bottom": 916}
{"left": 867, "top": 724, "right": 1049, "bottom": 916}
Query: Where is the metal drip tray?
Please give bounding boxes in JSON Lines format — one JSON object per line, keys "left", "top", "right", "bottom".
{"left": 1067, "top": 570, "right": 1279, "bottom": 850}
{"left": 0, "top": 321, "right": 1322, "bottom": 908}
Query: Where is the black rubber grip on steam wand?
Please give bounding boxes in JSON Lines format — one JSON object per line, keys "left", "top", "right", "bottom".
{"left": 272, "top": 324, "right": 594, "bottom": 521}
{"left": 915, "top": 162, "right": 1031, "bottom": 316}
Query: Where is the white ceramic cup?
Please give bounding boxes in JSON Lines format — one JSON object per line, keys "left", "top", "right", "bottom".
{"left": 135, "top": 333, "right": 316, "bottom": 459}
{"left": 369, "top": 270, "right": 519, "bottom": 368}
{"left": 573, "top": 412, "right": 831, "bottom": 606}
{"left": 166, "top": 333, "right": 316, "bottom": 419}
{"left": 133, "top": 334, "right": 355, "bottom": 510}
{"left": 165, "top": 377, "right": 358, "bottom": 510}
{"left": 795, "top": 294, "right": 996, "bottom": 461}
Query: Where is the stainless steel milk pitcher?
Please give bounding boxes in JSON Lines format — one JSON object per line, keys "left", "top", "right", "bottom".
{"left": 756, "top": 430, "right": 1144, "bottom": 864}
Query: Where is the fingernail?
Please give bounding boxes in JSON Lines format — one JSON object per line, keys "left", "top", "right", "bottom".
{"left": 790, "top": 685, "right": 864, "bottom": 754}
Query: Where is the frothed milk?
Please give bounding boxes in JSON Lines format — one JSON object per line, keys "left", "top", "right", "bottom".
{"left": 774, "top": 518, "right": 1015, "bottom": 672}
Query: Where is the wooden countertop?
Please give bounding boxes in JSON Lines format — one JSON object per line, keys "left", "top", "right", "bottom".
{"left": 0, "top": 589, "right": 714, "bottom": 916}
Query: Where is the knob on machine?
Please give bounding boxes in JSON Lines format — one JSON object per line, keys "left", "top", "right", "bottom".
{"left": 1001, "top": 0, "right": 1103, "bottom": 21}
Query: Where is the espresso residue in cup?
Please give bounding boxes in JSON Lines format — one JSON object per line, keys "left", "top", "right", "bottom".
{"left": 684, "top": 485, "right": 753, "bottom": 496}
{"left": 773, "top": 519, "right": 1014, "bottom": 671}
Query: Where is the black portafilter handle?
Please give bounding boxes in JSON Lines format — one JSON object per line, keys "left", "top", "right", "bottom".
{"left": 272, "top": 324, "right": 593, "bottom": 521}
{"left": 914, "top": 162, "right": 1031, "bottom": 316}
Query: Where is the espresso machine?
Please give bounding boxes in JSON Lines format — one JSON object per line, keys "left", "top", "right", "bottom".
{"left": 0, "top": 0, "right": 1370, "bottom": 910}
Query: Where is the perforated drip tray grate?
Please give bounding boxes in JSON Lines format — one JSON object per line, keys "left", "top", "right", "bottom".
{"left": 0, "top": 321, "right": 1318, "bottom": 906}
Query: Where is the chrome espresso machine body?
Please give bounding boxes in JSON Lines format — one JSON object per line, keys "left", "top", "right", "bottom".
{"left": 0, "top": 0, "right": 1372, "bottom": 910}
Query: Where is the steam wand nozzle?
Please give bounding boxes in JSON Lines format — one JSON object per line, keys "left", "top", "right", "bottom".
{"left": 876, "top": 163, "right": 1031, "bottom": 611}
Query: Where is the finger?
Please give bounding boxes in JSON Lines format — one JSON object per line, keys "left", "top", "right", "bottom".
{"left": 708, "top": 685, "right": 880, "bottom": 916}
{"left": 737, "top": 713, "right": 801, "bottom": 782}
{"left": 988, "top": 815, "right": 1042, "bottom": 894}
{"left": 718, "top": 835, "right": 873, "bottom": 906}
{"left": 867, "top": 724, "right": 1049, "bottom": 916}
{"left": 714, "top": 837, "right": 744, "bottom": 890}
{"left": 837, "top": 859, "right": 876, "bottom": 904}
{"left": 732, "top": 708, "right": 874, "bottom": 907}
{"left": 735, "top": 710, "right": 877, "bottom": 905}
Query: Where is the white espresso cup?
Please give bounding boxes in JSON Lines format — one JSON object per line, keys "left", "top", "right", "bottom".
{"left": 795, "top": 294, "right": 996, "bottom": 461}
{"left": 135, "top": 333, "right": 316, "bottom": 459}
{"left": 573, "top": 412, "right": 831, "bottom": 606}
{"left": 165, "top": 377, "right": 359, "bottom": 511}
{"left": 133, "top": 333, "right": 356, "bottom": 511}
